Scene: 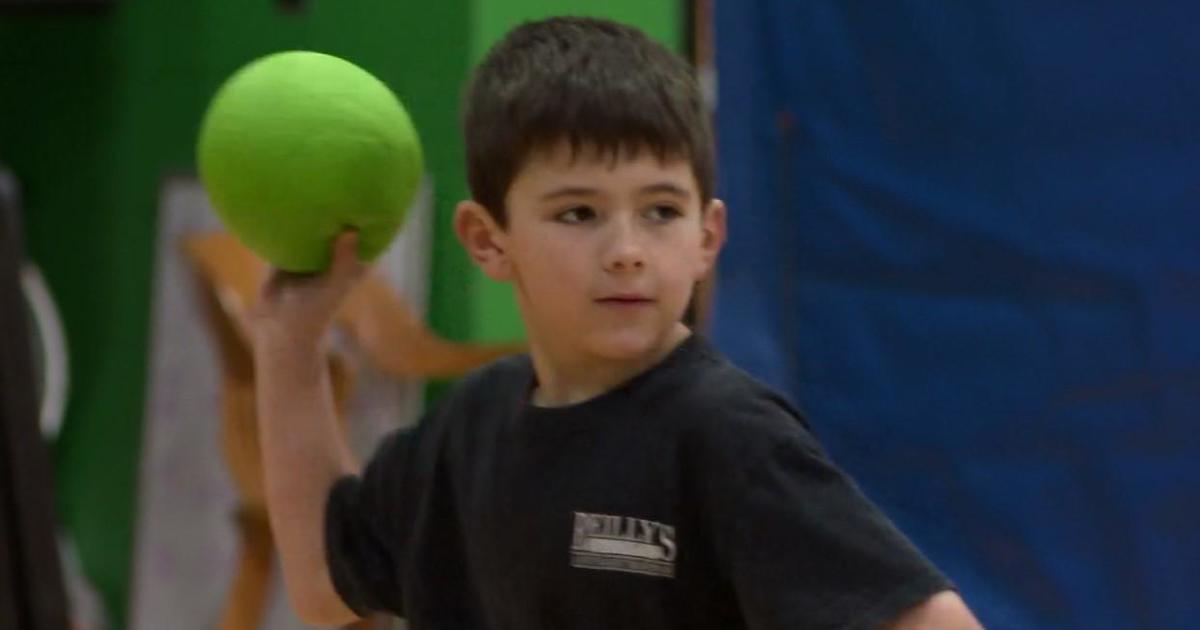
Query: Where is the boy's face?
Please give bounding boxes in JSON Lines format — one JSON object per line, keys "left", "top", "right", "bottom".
{"left": 459, "top": 141, "right": 725, "bottom": 364}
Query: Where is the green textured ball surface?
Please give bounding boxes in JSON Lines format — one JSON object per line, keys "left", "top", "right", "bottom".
{"left": 197, "top": 51, "right": 423, "bottom": 272}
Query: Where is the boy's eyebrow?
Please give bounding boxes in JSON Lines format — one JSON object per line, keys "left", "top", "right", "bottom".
{"left": 639, "top": 182, "right": 692, "bottom": 198}
{"left": 539, "top": 182, "right": 692, "bottom": 201}
{"left": 540, "top": 186, "right": 600, "bottom": 201}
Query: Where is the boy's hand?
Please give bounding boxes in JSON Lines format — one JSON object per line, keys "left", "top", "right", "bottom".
{"left": 251, "top": 230, "right": 368, "bottom": 349}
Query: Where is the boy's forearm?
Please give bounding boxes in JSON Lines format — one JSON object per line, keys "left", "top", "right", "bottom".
{"left": 254, "top": 333, "right": 360, "bottom": 624}
{"left": 886, "top": 591, "right": 983, "bottom": 630}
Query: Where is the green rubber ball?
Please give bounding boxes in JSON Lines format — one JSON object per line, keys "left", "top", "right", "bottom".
{"left": 197, "top": 51, "right": 423, "bottom": 272}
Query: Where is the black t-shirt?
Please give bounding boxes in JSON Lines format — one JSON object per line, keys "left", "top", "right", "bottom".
{"left": 326, "top": 334, "right": 951, "bottom": 629}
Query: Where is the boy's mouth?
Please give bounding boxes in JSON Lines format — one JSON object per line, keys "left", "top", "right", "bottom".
{"left": 596, "top": 294, "right": 654, "bottom": 305}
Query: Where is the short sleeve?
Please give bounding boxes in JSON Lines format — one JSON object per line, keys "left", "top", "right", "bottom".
{"left": 729, "top": 432, "right": 953, "bottom": 630}
{"left": 325, "top": 427, "right": 419, "bottom": 617}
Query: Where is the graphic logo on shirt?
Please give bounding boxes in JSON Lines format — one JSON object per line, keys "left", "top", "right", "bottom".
{"left": 570, "top": 512, "right": 677, "bottom": 578}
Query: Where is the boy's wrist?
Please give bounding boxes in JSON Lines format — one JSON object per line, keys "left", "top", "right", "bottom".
{"left": 252, "top": 324, "right": 325, "bottom": 361}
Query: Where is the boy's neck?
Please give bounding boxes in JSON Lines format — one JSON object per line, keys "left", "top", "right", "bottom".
{"left": 528, "top": 323, "right": 692, "bottom": 408}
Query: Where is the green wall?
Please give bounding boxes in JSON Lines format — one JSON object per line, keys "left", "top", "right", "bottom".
{"left": 0, "top": 1, "right": 679, "bottom": 627}
{"left": 473, "top": 0, "right": 681, "bottom": 60}
{"left": 0, "top": 3, "right": 470, "bottom": 626}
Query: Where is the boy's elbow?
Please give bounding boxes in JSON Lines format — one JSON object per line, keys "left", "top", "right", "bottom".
{"left": 287, "top": 574, "right": 361, "bottom": 627}
{"left": 293, "top": 595, "right": 360, "bottom": 627}
{"left": 885, "top": 590, "right": 983, "bottom": 630}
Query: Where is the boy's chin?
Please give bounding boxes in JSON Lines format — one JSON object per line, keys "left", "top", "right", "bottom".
{"left": 584, "top": 328, "right": 675, "bottom": 361}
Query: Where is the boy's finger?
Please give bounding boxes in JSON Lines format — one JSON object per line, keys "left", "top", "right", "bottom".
{"left": 330, "top": 229, "right": 366, "bottom": 280}
{"left": 333, "top": 229, "right": 358, "bottom": 256}
{"left": 260, "top": 267, "right": 287, "bottom": 298}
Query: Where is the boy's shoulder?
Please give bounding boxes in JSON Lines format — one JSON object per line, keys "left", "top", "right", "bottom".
{"left": 662, "top": 340, "right": 822, "bottom": 464}
{"left": 455, "top": 351, "right": 531, "bottom": 396}
{"left": 424, "top": 351, "right": 531, "bottom": 425}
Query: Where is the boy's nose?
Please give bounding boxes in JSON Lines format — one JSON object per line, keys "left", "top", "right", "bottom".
{"left": 602, "top": 220, "right": 646, "bottom": 272}
{"left": 607, "top": 254, "right": 645, "bottom": 272}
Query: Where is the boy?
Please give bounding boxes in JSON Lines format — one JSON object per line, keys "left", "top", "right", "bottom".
{"left": 251, "top": 17, "right": 982, "bottom": 629}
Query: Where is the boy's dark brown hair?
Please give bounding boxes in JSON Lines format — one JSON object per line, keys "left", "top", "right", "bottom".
{"left": 463, "top": 16, "right": 714, "bottom": 227}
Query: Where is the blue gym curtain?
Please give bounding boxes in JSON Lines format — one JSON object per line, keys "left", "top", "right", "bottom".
{"left": 711, "top": 3, "right": 1199, "bottom": 628}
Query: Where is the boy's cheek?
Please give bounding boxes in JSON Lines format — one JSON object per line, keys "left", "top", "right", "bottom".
{"left": 694, "top": 250, "right": 719, "bottom": 278}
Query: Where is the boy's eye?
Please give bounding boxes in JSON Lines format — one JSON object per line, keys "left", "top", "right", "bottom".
{"left": 556, "top": 206, "right": 596, "bottom": 224}
{"left": 646, "top": 204, "right": 683, "bottom": 222}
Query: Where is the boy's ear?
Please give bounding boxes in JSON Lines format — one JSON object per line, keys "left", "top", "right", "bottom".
{"left": 696, "top": 198, "right": 727, "bottom": 278}
{"left": 454, "top": 200, "right": 512, "bottom": 281}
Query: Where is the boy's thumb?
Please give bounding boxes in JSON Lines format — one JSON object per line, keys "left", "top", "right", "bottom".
{"left": 330, "top": 230, "right": 365, "bottom": 280}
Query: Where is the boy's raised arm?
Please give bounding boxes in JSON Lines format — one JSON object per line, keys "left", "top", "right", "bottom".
{"left": 885, "top": 591, "right": 984, "bottom": 630}
{"left": 251, "top": 232, "right": 365, "bottom": 626}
